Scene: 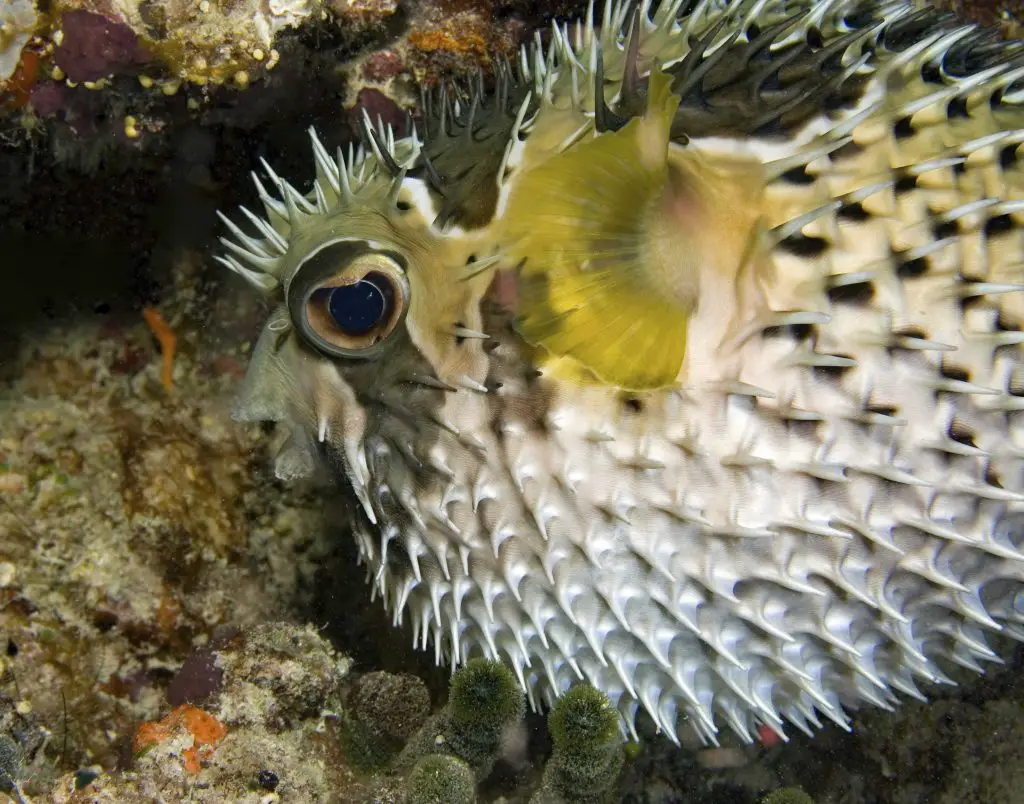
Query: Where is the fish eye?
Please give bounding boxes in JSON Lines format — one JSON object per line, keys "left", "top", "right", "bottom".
{"left": 289, "top": 244, "right": 409, "bottom": 359}
{"left": 322, "top": 273, "right": 393, "bottom": 336}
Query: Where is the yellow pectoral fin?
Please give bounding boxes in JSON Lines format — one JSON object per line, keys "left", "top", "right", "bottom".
{"left": 518, "top": 267, "right": 691, "bottom": 391}
{"left": 502, "top": 68, "right": 696, "bottom": 391}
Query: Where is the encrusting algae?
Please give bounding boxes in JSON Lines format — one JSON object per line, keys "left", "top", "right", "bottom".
{"left": 218, "top": 0, "right": 1024, "bottom": 749}
{"left": 133, "top": 704, "right": 229, "bottom": 774}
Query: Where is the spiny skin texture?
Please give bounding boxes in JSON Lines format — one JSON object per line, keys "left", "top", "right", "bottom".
{"left": 218, "top": 0, "right": 1024, "bottom": 746}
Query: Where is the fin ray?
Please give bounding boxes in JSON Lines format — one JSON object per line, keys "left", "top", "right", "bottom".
{"left": 502, "top": 67, "right": 694, "bottom": 390}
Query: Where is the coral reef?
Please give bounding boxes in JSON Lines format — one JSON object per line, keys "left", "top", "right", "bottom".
{"left": 444, "top": 659, "right": 527, "bottom": 772}
{"left": 0, "top": 245, "right": 351, "bottom": 795}
{"left": 841, "top": 663, "right": 1024, "bottom": 804}
{"left": 0, "top": 692, "right": 47, "bottom": 798}
{"left": 355, "top": 672, "right": 431, "bottom": 743}
{"left": 46, "top": 622, "right": 358, "bottom": 801}
{"left": 49, "top": 0, "right": 321, "bottom": 87}
{"left": 53, "top": 10, "right": 151, "bottom": 83}
{"left": 0, "top": 732, "right": 24, "bottom": 793}
{"left": 933, "top": 0, "right": 1024, "bottom": 37}
{"left": 210, "top": 622, "right": 351, "bottom": 730}
{"left": 345, "top": 659, "right": 532, "bottom": 803}
{"left": 0, "top": 0, "right": 590, "bottom": 170}
{"left": 403, "top": 0, "right": 515, "bottom": 82}
{"left": 0, "top": 0, "right": 37, "bottom": 83}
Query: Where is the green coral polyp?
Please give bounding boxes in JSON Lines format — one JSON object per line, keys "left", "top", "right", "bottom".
{"left": 339, "top": 714, "right": 404, "bottom": 772}
{"left": 762, "top": 788, "right": 815, "bottom": 804}
{"left": 450, "top": 655, "right": 528, "bottom": 737}
{"left": 548, "top": 685, "right": 620, "bottom": 752}
{"left": 541, "top": 684, "right": 624, "bottom": 802}
{"left": 405, "top": 754, "right": 476, "bottom": 804}
{"left": 393, "top": 658, "right": 526, "bottom": 782}
{"left": 341, "top": 670, "right": 432, "bottom": 772}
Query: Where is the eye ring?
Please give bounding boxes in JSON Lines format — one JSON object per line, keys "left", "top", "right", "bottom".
{"left": 288, "top": 241, "right": 409, "bottom": 359}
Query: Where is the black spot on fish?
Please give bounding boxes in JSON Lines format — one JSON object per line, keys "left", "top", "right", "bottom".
{"left": 896, "top": 255, "right": 929, "bottom": 279}
{"left": 948, "top": 419, "right": 976, "bottom": 447}
{"left": 779, "top": 234, "right": 830, "bottom": 258}
{"left": 893, "top": 116, "right": 915, "bottom": 139}
{"left": 985, "top": 214, "right": 1013, "bottom": 237}
{"left": 827, "top": 278, "right": 875, "bottom": 305}
{"left": 838, "top": 202, "right": 871, "bottom": 222}
{"left": 940, "top": 363, "right": 971, "bottom": 383}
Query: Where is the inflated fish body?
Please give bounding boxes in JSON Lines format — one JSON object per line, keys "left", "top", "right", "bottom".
{"left": 218, "top": 0, "right": 1024, "bottom": 744}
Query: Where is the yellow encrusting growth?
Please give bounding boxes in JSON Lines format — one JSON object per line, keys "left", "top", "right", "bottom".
{"left": 501, "top": 67, "right": 697, "bottom": 390}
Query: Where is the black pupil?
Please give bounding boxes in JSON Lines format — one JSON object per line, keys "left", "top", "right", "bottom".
{"left": 327, "top": 275, "right": 389, "bottom": 336}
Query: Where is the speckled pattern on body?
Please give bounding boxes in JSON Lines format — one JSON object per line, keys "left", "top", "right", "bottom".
{"left": 219, "top": 0, "right": 1024, "bottom": 747}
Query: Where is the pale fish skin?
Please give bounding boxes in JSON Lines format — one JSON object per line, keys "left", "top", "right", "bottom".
{"left": 217, "top": 0, "right": 1024, "bottom": 746}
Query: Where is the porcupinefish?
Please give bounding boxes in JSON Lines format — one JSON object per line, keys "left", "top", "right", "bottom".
{"left": 217, "top": 0, "right": 1024, "bottom": 745}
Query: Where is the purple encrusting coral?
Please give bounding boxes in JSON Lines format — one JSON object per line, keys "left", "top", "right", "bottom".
{"left": 54, "top": 10, "right": 150, "bottom": 83}
{"left": 168, "top": 649, "right": 225, "bottom": 707}
{"left": 27, "top": 81, "right": 67, "bottom": 118}
{"left": 347, "top": 87, "right": 410, "bottom": 137}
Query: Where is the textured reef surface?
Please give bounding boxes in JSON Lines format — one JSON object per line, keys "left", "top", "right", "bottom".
{"left": 2, "top": 0, "right": 1024, "bottom": 801}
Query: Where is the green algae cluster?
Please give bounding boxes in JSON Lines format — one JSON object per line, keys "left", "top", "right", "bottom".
{"left": 531, "top": 684, "right": 625, "bottom": 804}
{"left": 341, "top": 659, "right": 528, "bottom": 800}
{"left": 762, "top": 788, "right": 814, "bottom": 804}
{"left": 405, "top": 754, "right": 475, "bottom": 804}
{"left": 396, "top": 658, "right": 526, "bottom": 781}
